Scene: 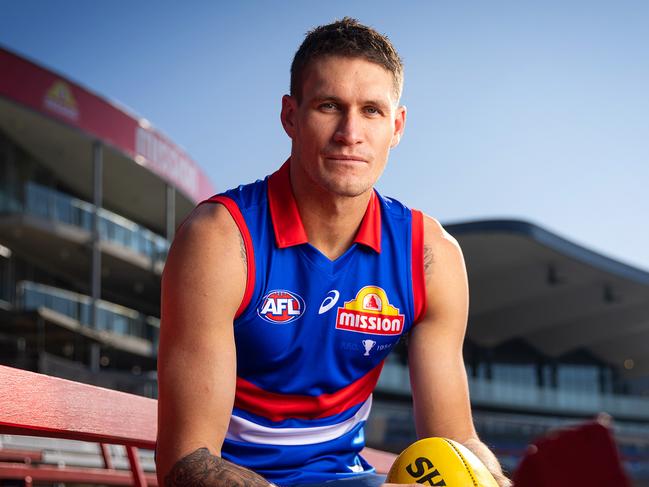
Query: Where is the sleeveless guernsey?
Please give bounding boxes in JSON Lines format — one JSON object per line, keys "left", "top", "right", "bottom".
{"left": 199, "top": 161, "right": 426, "bottom": 486}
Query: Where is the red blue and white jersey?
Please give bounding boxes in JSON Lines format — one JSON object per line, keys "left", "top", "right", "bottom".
{"left": 200, "top": 161, "right": 426, "bottom": 486}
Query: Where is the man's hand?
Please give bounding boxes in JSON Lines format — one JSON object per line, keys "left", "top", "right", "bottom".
{"left": 494, "top": 475, "right": 513, "bottom": 487}
{"left": 463, "top": 438, "right": 512, "bottom": 487}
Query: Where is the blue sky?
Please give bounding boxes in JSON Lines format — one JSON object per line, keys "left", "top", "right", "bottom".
{"left": 2, "top": 1, "right": 648, "bottom": 271}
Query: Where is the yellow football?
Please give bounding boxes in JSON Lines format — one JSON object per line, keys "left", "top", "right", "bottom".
{"left": 386, "top": 437, "right": 499, "bottom": 486}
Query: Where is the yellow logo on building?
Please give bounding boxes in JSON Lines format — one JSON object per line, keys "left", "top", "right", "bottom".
{"left": 44, "top": 81, "right": 79, "bottom": 121}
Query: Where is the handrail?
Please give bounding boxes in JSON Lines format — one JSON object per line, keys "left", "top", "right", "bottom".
{"left": 3, "top": 181, "right": 170, "bottom": 263}
{"left": 0, "top": 365, "right": 395, "bottom": 486}
{"left": 16, "top": 280, "right": 159, "bottom": 345}
{"left": 378, "top": 361, "right": 649, "bottom": 421}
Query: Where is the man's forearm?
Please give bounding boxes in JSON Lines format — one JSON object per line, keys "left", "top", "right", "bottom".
{"left": 164, "top": 447, "right": 273, "bottom": 487}
{"left": 462, "top": 438, "right": 512, "bottom": 487}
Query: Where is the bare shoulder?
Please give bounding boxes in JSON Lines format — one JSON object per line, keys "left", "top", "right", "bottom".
{"left": 162, "top": 201, "right": 247, "bottom": 319}
{"left": 412, "top": 214, "right": 469, "bottom": 341}
{"left": 420, "top": 214, "right": 465, "bottom": 283}
{"left": 171, "top": 202, "right": 242, "bottom": 254}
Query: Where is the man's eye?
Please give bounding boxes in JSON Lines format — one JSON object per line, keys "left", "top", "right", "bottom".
{"left": 364, "top": 106, "right": 380, "bottom": 115}
{"left": 319, "top": 102, "right": 338, "bottom": 111}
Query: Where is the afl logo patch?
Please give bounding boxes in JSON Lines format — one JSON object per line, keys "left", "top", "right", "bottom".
{"left": 258, "top": 290, "right": 305, "bottom": 324}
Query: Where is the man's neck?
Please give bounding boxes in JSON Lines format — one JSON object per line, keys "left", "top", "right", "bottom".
{"left": 289, "top": 164, "right": 372, "bottom": 261}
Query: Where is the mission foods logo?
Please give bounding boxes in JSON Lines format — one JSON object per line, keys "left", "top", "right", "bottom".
{"left": 336, "top": 286, "right": 404, "bottom": 336}
{"left": 258, "top": 290, "right": 305, "bottom": 324}
{"left": 43, "top": 80, "right": 79, "bottom": 121}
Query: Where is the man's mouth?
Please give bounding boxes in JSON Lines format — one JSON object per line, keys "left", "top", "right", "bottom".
{"left": 323, "top": 154, "right": 369, "bottom": 162}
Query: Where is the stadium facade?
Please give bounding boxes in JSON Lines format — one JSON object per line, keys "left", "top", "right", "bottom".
{"left": 1, "top": 46, "right": 648, "bottom": 482}
{"left": 0, "top": 45, "right": 214, "bottom": 397}
{"left": 368, "top": 220, "right": 649, "bottom": 481}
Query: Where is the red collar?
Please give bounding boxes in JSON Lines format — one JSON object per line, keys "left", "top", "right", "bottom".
{"left": 267, "top": 160, "right": 382, "bottom": 253}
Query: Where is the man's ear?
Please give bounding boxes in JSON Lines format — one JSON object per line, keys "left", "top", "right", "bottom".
{"left": 281, "top": 94, "right": 298, "bottom": 139}
{"left": 390, "top": 105, "right": 407, "bottom": 148}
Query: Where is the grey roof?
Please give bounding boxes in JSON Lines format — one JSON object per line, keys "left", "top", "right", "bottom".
{"left": 446, "top": 219, "right": 649, "bottom": 377}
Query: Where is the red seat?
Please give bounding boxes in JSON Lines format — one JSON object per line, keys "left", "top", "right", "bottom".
{"left": 513, "top": 419, "right": 631, "bottom": 486}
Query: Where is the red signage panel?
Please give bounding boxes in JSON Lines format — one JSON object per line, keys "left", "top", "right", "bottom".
{"left": 0, "top": 47, "right": 215, "bottom": 203}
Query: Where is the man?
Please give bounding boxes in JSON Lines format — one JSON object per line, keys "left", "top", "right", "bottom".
{"left": 156, "top": 18, "right": 511, "bottom": 487}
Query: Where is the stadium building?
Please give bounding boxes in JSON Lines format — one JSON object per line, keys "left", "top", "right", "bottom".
{"left": 368, "top": 221, "right": 649, "bottom": 482}
{"left": 1, "top": 45, "right": 648, "bottom": 483}
{"left": 0, "top": 46, "right": 214, "bottom": 397}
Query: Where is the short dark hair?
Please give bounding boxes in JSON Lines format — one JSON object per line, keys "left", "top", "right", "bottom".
{"left": 290, "top": 17, "right": 404, "bottom": 103}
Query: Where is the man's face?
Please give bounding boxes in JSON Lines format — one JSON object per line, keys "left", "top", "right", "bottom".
{"left": 281, "top": 55, "right": 406, "bottom": 198}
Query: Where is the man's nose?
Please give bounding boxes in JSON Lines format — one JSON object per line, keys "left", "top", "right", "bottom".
{"left": 333, "top": 112, "right": 363, "bottom": 145}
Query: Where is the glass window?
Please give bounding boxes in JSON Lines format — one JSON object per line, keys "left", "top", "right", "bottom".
{"left": 542, "top": 364, "right": 554, "bottom": 387}
{"left": 476, "top": 362, "right": 489, "bottom": 379}
{"left": 557, "top": 365, "right": 600, "bottom": 394}
{"left": 492, "top": 363, "right": 536, "bottom": 386}
{"left": 112, "top": 314, "right": 128, "bottom": 335}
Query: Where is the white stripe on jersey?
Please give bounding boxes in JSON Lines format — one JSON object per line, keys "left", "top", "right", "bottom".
{"left": 225, "top": 396, "right": 373, "bottom": 446}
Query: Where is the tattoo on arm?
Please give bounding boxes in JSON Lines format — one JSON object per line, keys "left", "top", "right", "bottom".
{"left": 423, "top": 245, "right": 434, "bottom": 280}
{"left": 238, "top": 232, "right": 247, "bottom": 270}
{"left": 165, "top": 448, "right": 271, "bottom": 487}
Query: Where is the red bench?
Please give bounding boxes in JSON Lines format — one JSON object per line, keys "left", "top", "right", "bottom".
{"left": 0, "top": 365, "right": 395, "bottom": 486}
{"left": 0, "top": 364, "right": 158, "bottom": 486}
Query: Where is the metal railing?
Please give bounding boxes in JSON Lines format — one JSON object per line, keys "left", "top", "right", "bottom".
{"left": 16, "top": 281, "right": 159, "bottom": 349}
{"left": 377, "top": 360, "right": 649, "bottom": 420}
{"left": 1, "top": 182, "right": 169, "bottom": 262}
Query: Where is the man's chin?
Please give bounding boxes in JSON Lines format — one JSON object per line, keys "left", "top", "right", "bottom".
{"left": 322, "top": 180, "right": 374, "bottom": 199}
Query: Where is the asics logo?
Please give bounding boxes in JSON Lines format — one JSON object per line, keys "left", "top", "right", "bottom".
{"left": 318, "top": 290, "right": 340, "bottom": 314}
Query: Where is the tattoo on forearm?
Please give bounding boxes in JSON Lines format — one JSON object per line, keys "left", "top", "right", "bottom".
{"left": 165, "top": 448, "right": 271, "bottom": 487}
{"left": 423, "top": 245, "right": 434, "bottom": 280}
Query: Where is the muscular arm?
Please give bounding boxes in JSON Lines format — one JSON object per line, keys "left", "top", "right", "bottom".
{"left": 407, "top": 215, "right": 511, "bottom": 487}
{"left": 156, "top": 203, "right": 273, "bottom": 486}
